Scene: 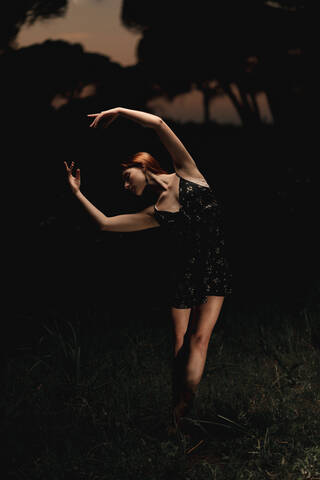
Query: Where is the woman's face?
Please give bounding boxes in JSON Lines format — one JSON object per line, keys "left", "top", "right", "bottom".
{"left": 122, "top": 168, "right": 146, "bottom": 196}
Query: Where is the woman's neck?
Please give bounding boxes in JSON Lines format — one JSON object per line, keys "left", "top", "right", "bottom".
{"left": 146, "top": 172, "right": 173, "bottom": 193}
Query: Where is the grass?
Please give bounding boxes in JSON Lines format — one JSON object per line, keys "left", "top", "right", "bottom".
{"left": 2, "top": 300, "right": 320, "bottom": 479}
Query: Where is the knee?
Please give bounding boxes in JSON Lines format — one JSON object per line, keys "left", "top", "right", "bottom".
{"left": 189, "top": 333, "right": 210, "bottom": 353}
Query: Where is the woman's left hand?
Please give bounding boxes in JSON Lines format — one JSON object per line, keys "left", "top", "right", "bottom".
{"left": 64, "top": 161, "right": 81, "bottom": 195}
{"left": 87, "top": 108, "right": 120, "bottom": 128}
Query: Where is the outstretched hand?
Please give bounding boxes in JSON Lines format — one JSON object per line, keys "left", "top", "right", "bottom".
{"left": 87, "top": 108, "right": 120, "bottom": 128}
{"left": 64, "top": 161, "right": 81, "bottom": 195}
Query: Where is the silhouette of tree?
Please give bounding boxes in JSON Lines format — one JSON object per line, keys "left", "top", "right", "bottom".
{"left": 0, "top": 39, "right": 154, "bottom": 120}
{"left": 121, "top": 0, "right": 304, "bottom": 127}
{"left": 1, "top": 0, "right": 68, "bottom": 52}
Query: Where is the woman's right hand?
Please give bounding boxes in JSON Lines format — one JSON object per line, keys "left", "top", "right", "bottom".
{"left": 64, "top": 161, "right": 81, "bottom": 195}
{"left": 87, "top": 107, "right": 120, "bottom": 128}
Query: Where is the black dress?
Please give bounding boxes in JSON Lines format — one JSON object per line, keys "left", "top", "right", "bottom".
{"left": 153, "top": 172, "right": 233, "bottom": 309}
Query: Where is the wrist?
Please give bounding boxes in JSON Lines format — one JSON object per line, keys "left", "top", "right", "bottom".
{"left": 73, "top": 189, "right": 82, "bottom": 197}
{"left": 153, "top": 116, "right": 164, "bottom": 129}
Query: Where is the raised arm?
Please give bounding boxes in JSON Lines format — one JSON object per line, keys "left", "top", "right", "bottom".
{"left": 64, "top": 161, "right": 159, "bottom": 232}
{"left": 153, "top": 120, "right": 201, "bottom": 176}
{"left": 87, "top": 107, "right": 204, "bottom": 178}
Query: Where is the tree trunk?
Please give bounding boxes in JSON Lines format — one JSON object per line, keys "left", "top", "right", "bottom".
{"left": 237, "top": 84, "right": 261, "bottom": 126}
{"left": 249, "top": 92, "right": 262, "bottom": 124}
{"left": 220, "top": 81, "right": 249, "bottom": 126}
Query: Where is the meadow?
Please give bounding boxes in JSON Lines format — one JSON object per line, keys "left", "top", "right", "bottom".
{"left": 3, "top": 292, "right": 320, "bottom": 480}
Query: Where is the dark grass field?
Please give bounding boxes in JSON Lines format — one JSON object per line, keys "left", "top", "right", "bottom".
{"left": 2, "top": 287, "right": 320, "bottom": 480}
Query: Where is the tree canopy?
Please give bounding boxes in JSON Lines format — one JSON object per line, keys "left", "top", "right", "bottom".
{"left": 1, "top": 0, "right": 68, "bottom": 52}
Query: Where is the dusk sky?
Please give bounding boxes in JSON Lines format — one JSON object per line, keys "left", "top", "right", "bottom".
{"left": 17, "top": 0, "right": 273, "bottom": 125}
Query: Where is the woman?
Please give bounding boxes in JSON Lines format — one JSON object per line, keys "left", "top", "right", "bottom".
{"left": 64, "top": 107, "right": 233, "bottom": 433}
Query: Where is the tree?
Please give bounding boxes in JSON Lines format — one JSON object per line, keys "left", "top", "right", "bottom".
{"left": 1, "top": 0, "right": 68, "bottom": 52}
{"left": 121, "top": 0, "right": 304, "bottom": 127}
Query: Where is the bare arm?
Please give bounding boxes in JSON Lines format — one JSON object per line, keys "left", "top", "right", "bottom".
{"left": 87, "top": 107, "right": 161, "bottom": 129}
{"left": 87, "top": 107, "right": 204, "bottom": 178}
{"left": 153, "top": 120, "right": 201, "bottom": 175}
{"left": 118, "top": 108, "right": 201, "bottom": 174}
{"left": 64, "top": 160, "right": 159, "bottom": 232}
{"left": 74, "top": 192, "right": 159, "bottom": 232}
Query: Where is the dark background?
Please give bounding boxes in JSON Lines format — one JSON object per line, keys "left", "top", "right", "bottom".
{"left": 2, "top": 4, "right": 320, "bottom": 477}
{"left": 1, "top": 0, "right": 316, "bottom": 342}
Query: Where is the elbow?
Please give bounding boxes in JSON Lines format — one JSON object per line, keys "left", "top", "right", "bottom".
{"left": 99, "top": 215, "right": 111, "bottom": 231}
{"left": 100, "top": 222, "right": 108, "bottom": 231}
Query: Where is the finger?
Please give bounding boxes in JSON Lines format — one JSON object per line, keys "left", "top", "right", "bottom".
{"left": 87, "top": 113, "right": 98, "bottom": 117}
{"left": 64, "top": 161, "right": 71, "bottom": 173}
{"left": 89, "top": 118, "right": 98, "bottom": 127}
{"left": 76, "top": 168, "right": 80, "bottom": 180}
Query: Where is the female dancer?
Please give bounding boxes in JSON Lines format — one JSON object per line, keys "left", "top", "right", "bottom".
{"left": 64, "top": 107, "right": 233, "bottom": 433}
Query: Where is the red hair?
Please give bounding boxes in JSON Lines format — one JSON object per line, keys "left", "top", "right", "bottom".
{"left": 120, "top": 152, "right": 168, "bottom": 176}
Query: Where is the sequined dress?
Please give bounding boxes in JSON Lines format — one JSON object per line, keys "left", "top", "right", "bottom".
{"left": 153, "top": 172, "right": 233, "bottom": 309}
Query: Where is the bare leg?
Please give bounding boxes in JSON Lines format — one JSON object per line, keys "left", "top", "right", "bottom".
{"left": 170, "top": 306, "right": 191, "bottom": 429}
{"left": 174, "top": 296, "right": 225, "bottom": 424}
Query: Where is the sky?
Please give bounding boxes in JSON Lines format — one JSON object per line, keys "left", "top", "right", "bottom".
{"left": 17, "top": 0, "right": 273, "bottom": 125}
